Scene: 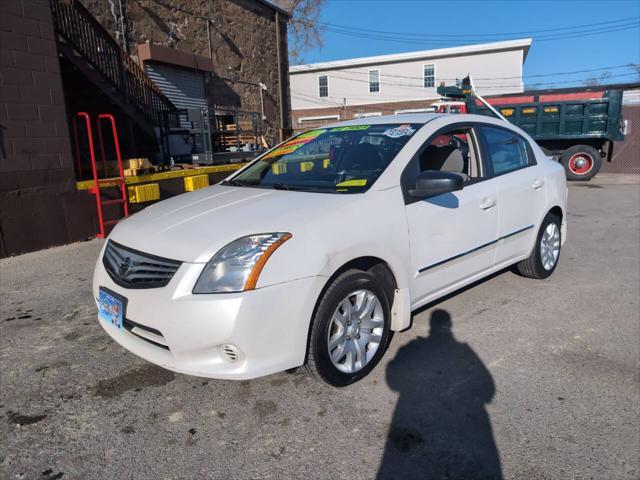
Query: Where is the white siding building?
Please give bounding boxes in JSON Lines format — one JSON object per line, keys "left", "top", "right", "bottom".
{"left": 289, "top": 39, "right": 532, "bottom": 129}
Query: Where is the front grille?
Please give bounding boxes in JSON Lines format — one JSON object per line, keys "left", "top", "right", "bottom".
{"left": 103, "top": 240, "right": 181, "bottom": 289}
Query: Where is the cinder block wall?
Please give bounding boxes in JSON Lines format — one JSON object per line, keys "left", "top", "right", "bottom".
{"left": 0, "top": 0, "right": 95, "bottom": 257}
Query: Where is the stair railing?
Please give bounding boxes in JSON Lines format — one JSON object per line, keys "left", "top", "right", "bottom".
{"left": 50, "top": 0, "right": 175, "bottom": 127}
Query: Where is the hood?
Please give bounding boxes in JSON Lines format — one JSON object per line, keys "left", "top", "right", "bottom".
{"left": 109, "top": 184, "right": 355, "bottom": 263}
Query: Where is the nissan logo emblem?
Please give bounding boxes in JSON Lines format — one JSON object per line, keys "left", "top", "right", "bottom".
{"left": 118, "top": 256, "right": 133, "bottom": 276}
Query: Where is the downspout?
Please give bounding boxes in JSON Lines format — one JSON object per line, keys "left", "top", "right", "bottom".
{"left": 118, "top": 0, "right": 128, "bottom": 54}
{"left": 275, "top": 11, "right": 285, "bottom": 141}
{"left": 259, "top": 82, "right": 267, "bottom": 120}
{"left": 206, "top": 19, "right": 212, "bottom": 60}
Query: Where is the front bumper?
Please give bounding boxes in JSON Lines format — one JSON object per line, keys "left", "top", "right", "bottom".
{"left": 93, "top": 254, "right": 325, "bottom": 380}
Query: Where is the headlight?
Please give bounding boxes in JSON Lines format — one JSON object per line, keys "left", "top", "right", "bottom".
{"left": 193, "top": 233, "right": 292, "bottom": 293}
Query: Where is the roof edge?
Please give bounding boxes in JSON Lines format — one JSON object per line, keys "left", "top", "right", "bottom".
{"left": 290, "top": 38, "right": 533, "bottom": 73}
{"left": 259, "top": 0, "right": 291, "bottom": 18}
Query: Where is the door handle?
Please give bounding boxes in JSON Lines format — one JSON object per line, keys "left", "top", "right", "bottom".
{"left": 480, "top": 197, "right": 496, "bottom": 210}
{"left": 530, "top": 179, "right": 545, "bottom": 190}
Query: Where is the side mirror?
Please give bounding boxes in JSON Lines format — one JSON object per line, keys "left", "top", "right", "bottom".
{"left": 409, "top": 170, "right": 464, "bottom": 199}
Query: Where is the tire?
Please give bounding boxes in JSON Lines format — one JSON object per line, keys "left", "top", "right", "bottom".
{"left": 560, "top": 145, "right": 602, "bottom": 181}
{"left": 515, "top": 212, "right": 562, "bottom": 279}
{"left": 305, "top": 269, "right": 392, "bottom": 387}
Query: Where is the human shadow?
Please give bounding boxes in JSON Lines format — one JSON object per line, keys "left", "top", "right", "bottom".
{"left": 377, "top": 309, "right": 502, "bottom": 480}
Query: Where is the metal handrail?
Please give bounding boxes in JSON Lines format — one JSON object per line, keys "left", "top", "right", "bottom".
{"left": 49, "top": 0, "right": 175, "bottom": 127}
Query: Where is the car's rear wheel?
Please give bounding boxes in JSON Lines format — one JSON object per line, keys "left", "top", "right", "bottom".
{"left": 515, "top": 212, "right": 562, "bottom": 279}
{"left": 561, "top": 145, "right": 602, "bottom": 181}
{"left": 305, "top": 269, "right": 392, "bottom": 387}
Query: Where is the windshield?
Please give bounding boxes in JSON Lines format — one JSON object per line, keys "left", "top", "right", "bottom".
{"left": 225, "top": 123, "right": 421, "bottom": 193}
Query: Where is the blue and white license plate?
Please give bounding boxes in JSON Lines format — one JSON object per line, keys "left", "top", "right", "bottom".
{"left": 98, "top": 288, "right": 125, "bottom": 329}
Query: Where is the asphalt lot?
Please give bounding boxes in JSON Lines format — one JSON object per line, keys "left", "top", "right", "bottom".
{"left": 1, "top": 174, "right": 639, "bottom": 480}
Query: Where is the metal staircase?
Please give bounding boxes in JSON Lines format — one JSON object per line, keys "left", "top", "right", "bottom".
{"left": 49, "top": 0, "right": 176, "bottom": 139}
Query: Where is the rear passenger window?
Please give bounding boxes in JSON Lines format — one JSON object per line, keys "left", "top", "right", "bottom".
{"left": 481, "top": 126, "right": 533, "bottom": 176}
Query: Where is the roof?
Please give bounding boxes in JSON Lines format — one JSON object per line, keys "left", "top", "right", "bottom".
{"left": 290, "top": 38, "right": 532, "bottom": 73}
{"left": 325, "top": 113, "right": 443, "bottom": 127}
{"left": 257, "top": 0, "right": 291, "bottom": 18}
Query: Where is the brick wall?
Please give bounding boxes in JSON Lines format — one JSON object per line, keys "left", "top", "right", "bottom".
{"left": 0, "top": 0, "right": 96, "bottom": 257}
{"left": 292, "top": 98, "right": 439, "bottom": 131}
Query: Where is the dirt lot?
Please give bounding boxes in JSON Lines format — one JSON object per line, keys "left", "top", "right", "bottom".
{"left": 1, "top": 175, "right": 638, "bottom": 480}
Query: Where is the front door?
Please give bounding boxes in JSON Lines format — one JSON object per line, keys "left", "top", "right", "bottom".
{"left": 403, "top": 124, "right": 499, "bottom": 307}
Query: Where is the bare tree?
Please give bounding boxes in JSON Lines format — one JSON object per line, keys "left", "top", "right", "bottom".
{"left": 275, "top": 0, "right": 326, "bottom": 64}
{"left": 583, "top": 71, "right": 612, "bottom": 87}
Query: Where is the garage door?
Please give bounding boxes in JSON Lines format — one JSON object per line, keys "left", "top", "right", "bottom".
{"left": 145, "top": 62, "right": 210, "bottom": 156}
{"left": 144, "top": 62, "right": 207, "bottom": 111}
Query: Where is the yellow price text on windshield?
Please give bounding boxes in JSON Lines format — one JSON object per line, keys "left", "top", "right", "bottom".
{"left": 330, "top": 125, "right": 371, "bottom": 132}
{"left": 336, "top": 179, "right": 367, "bottom": 187}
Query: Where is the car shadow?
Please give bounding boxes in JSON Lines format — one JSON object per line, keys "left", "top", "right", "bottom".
{"left": 377, "top": 309, "right": 502, "bottom": 480}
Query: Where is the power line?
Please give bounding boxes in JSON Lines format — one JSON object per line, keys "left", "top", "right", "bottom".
{"left": 298, "top": 17, "right": 639, "bottom": 48}
{"left": 309, "top": 16, "right": 640, "bottom": 39}
{"left": 312, "top": 22, "right": 639, "bottom": 47}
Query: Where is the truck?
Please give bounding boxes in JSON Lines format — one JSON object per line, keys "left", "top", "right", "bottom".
{"left": 436, "top": 76, "right": 628, "bottom": 180}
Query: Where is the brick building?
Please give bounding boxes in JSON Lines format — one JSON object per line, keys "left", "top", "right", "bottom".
{"left": 0, "top": 0, "right": 97, "bottom": 257}
{"left": 82, "top": 0, "right": 292, "bottom": 147}
{"left": 0, "top": 0, "right": 291, "bottom": 257}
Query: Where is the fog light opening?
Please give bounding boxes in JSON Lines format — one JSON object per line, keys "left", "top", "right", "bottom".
{"left": 222, "top": 344, "right": 240, "bottom": 362}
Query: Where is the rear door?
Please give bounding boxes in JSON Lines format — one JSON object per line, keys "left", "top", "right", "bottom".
{"left": 477, "top": 125, "right": 547, "bottom": 266}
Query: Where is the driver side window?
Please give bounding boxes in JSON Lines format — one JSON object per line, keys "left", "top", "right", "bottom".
{"left": 417, "top": 126, "right": 483, "bottom": 182}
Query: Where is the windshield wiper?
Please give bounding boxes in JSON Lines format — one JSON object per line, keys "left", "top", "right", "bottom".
{"left": 223, "top": 179, "right": 258, "bottom": 187}
{"left": 271, "top": 183, "right": 292, "bottom": 191}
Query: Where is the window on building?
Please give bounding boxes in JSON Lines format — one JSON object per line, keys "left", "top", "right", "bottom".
{"left": 369, "top": 70, "right": 380, "bottom": 93}
{"left": 395, "top": 107, "right": 436, "bottom": 114}
{"left": 298, "top": 114, "right": 340, "bottom": 126}
{"left": 353, "top": 112, "right": 382, "bottom": 118}
{"left": 423, "top": 64, "right": 435, "bottom": 88}
{"left": 318, "top": 75, "right": 328, "bottom": 97}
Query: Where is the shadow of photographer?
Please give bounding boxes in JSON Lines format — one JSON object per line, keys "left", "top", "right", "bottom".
{"left": 377, "top": 309, "right": 502, "bottom": 480}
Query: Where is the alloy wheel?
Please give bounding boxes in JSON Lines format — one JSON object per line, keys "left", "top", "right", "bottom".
{"left": 540, "top": 222, "right": 561, "bottom": 271}
{"left": 327, "top": 289, "right": 384, "bottom": 374}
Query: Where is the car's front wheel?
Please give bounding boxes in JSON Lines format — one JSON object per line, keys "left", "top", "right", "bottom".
{"left": 305, "top": 269, "right": 392, "bottom": 387}
{"left": 515, "top": 212, "right": 562, "bottom": 279}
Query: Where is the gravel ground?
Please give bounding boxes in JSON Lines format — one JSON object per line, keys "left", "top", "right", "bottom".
{"left": 1, "top": 175, "right": 638, "bottom": 480}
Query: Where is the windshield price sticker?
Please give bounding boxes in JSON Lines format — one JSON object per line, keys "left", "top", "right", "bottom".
{"left": 285, "top": 129, "right": 327, "bottom": 147}
{"left": 263, "top": 144, "right": 302, "bottom": 159}
{"left": 383, "top": 125, "right": 416, "bottom": 138}
{"left": 265, "top": 129, "right": 329, "bottom": 159}
{"left": 330, "top": 125, "right": 371, "bottom": 132}
{"left": 298, "top": 129, "right": 327, "bottom": 139}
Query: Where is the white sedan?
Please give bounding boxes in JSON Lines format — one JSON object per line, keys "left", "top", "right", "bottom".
{"left": 93, "top": 114, "right": 567, "bottom": 387}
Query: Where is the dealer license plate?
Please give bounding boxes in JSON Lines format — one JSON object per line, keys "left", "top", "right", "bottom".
{"left": 98, "top": 288, "right": 125, "bottom": 330}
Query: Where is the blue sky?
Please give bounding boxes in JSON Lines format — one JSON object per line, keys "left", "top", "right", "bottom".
{"left": 300, "top": 0, "right": 640, "bottom": 89}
